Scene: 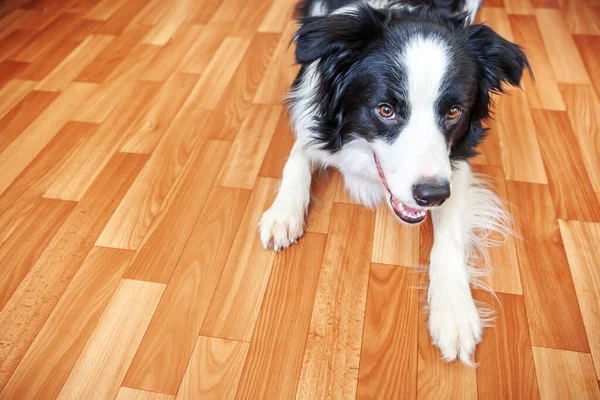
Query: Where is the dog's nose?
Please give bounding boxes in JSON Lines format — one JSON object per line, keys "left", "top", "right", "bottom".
{"left": 413, "top": 180, "right": 451, "bottom": 207}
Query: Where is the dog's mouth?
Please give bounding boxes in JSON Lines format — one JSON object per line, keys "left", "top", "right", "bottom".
{"left": 374, "top": 154, "right": 427, "bottom": 224}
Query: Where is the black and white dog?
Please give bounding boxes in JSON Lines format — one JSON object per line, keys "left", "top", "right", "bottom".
{"left": 259, "top": 0, "right": 530, "bottom": 364}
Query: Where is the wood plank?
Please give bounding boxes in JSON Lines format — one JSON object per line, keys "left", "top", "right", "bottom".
{"left": 175, "top": 336, "right": 250, "bottom": 400}
{"left": 295, "top": 203, "right": 375, "bottom": 399}
{"left": 0, "top": 121, "right": 97, "bottom": 244}
{"left": 180, "top": 36, "right": 251, "bottom": 111}
{"left": 176, "top": 23, "right": 228, "bottom": 75}
{"left": 199, "top": 178, "right": 280, "bottom": 341}
{"left": 97, "top": 0, "right": 150, "bottom": 36}
{"left": 122, "top": 187, "right": 250, "bottom": 395}
{"left": 141, "top": 0, "right": 199, "bottom": 46}
{"left": 116, "top": 387, "right": 174, "bottom": 400}
{"left": 494, "top": 90, "right": 548, "bottom": 183}
{"left": 0, "top": 198, "right": 75, "bottom": 310}
{"left": 470, "top": 119, "right": 504, "bottom": 167}
{"left": 0, "top": 89, "right": 59, "bottom": 155}
{"left": 75, "top": 25, "right": 150, "bottom": 83}
{"left": 216, "top": 105, "right": 282, "bottom": 189}
{"left": 0, "top": 60, "right": 28, "bottom": 88}
{"left": 562, "top": 0, "right": 600, "bottom": 35}
{"left": 305, "top": 170, "right": 340, "bottom": 235}
{"left": 258, "top": 0, "right": 296, "bottom": 32}
{"left": 0, "top": 82, "right": 97, "bottom": 196}
{"left": 0, "top": 152, "right": 147, "bottom": 390}
{"left": 56, "top": 279, "right": 164, "bottom": 400}
{"left": 560, "top": 84, "right": 600, "bottom": 192}
{"left": 190, "top": 0, "right": 221, "bottom": 24}
{"left": 0, "top": 29, "right": 36, "bottom": 63}
{"left": 258, "top": 113, "right": 295, "bottom": 178}
{"left": 416, "top": 272, "right": 477, "bottom": 400}
{"left": 535, "top": 9, "right": 590, "bottom": 84}
{"left": 140, "top": 24, "right": 203, "bottom": 82}
{"left": 236, "top": 233, "right": 327, "bottom": 399}
{"left": 35, "top": 34, "right": 114, "bottom": 91}
{"left": 532, "top": 347, "right": 600, "bottom": 399}
{"left": 505, "top": 180, "right": 589, "bottom": 352}
{"left": 509, "top": 15, "right": 566, "bottom": 111}
{"left": 119, "top": 72, "right": 199, "bottom": 154}
{"left": 531, "top": 109, "right": 600, "bottom": 222}
{"left": 357, "top": 264, "right": 419, "bottom": 399}
{"left": 253, "top": 22, "right": 298, "bottom": 105}
{"left": 371, "top": 206, "right": 420, "bottom": 268}
{"left": 559, "top": 220, "right": 600, "bottom": 378}
{"left": 73, "top": 44, "right": 160, "bottom": 123}
{"left": 474, "top": 292, "right": 540, "bottom": 400}
{"left": 0, "top": 247, "right": 134, "bottom": 400}
{"left": 202, "top": 32, "right": 280, "bottom": 141}
{"left": 85, "top": 0, "right": 125, "bottom": 21}
{"left": 504, "top": 0, "right": 534, "bottom": 15}
{"left": 573, "top": 35, "right": 600, "bottom": 100}
{"left": 471, "top": 164, "right": 522, "bottom": 295}
{"left": 123, "top": 140, "right": 230, "bottom": 282}
{"left": 44, "top": 81, "right": 161, "bottom": 201}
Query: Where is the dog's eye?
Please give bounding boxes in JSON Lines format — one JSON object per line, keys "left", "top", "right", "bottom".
{"left": 377, "top": 104, "right": 395, "bottom": 119}
{"left": 447, "top": 106, "right": 462, "bottom": 121}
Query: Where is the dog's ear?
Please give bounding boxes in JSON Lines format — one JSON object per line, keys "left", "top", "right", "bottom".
{"left": 294, "top": 5, "right": 386, "bottom": 64}
{"left": 466, "top": 24, "right": 532, "bottom": 93}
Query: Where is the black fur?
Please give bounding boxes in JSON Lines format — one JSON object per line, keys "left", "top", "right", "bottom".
{"left": 289, "top": 4, "right": 531, "bottom": 159}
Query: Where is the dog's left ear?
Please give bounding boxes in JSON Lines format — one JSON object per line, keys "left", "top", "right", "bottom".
{"left": 466, "top": 24, "right": 532, "bottom": 93}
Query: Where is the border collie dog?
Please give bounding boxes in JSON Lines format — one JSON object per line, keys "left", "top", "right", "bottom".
{"left": 259, "top": 0, "right": 530, "bottom": 364}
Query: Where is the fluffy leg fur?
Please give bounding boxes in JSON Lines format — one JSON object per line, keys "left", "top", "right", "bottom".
{"left": 259, "top": 140, "right": 313, "bottom": 251}
{"left": 427, "top": 160, "right": 511, "bottom": 365}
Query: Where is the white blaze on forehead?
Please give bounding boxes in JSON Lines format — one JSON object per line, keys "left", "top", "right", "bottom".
{"left": 402, "top": 35, "right": 449, "bottom": 110}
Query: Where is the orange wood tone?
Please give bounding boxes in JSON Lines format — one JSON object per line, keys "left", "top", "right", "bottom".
{"left": 175, "top": 336, "right": 250, "bottom": 400}
{"left": 506, "top": 181, "right": 589, "bottom": 352}
{"left": 123, "top": 187, "right": 250, "bottom": 395}
{"left": 124, "top": 140, "right": 230, "bottom": 282}
{"left": 236, "top": 233, "right": 326, "bottom": 399}
{"left": 1, "top": 247, "right": 134, "bottom": 400}
{"left": 531, "top": 109, "right": 600, "bottom": 222}
{"left": 357, "top": 264, "right": 419, "bottom": 399}
{"left": 474, "top": 291, "right": 540, "bottom": 399}
{"left": 295, "top": 203, "right": 375, "bottom": 399}
{"left": 0, "top": 0, "right": 599, "bottom": 397}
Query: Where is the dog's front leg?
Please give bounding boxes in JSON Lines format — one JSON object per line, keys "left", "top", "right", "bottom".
{"left": 428, "top": 161, "right": 482, "bottom": 365}
{"left": 259, "top": 140, "right": 313, "bottom": 251}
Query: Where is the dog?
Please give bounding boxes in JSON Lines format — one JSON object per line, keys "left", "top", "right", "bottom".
{"left": 259, "top": 0, "right": 531, "bottom": 364}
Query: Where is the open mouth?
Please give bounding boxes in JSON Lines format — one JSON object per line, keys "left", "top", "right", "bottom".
{"left": 374, "top": 154, "right": 427, "bottom": 224}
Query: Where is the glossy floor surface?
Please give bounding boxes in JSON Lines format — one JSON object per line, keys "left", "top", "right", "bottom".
{"left": 0, "top": 0, "right": 600, "bottom": 398}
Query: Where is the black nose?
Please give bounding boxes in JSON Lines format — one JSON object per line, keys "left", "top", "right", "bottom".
{"left": 413, "top": 181, "right": 451, "bottom": 207}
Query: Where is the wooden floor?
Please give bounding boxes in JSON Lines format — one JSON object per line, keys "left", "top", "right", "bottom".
{"left": 0, "top": 0, "right": 599, "bottom": 398}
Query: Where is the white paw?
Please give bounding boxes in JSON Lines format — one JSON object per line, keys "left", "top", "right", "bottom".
{"left": 259, "top": 206, "right": 305, "bottom": 251}
{"left": 428, "top": 284, "right": 482, "bottom": 366}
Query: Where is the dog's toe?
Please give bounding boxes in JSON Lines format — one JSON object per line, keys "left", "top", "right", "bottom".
{"left": 259, "top": 207, "right": 305, "bottom": 251}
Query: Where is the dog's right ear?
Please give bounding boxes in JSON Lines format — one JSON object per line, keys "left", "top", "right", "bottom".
{"left": 294, "top": 5, "right": 386, "bottom": 64}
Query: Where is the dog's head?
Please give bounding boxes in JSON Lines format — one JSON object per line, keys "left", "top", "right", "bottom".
{"left": 293, "top": 5, "right": 530, "bottom": 223}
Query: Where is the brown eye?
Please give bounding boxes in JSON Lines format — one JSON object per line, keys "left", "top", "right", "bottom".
{"left": 447, "top": 106, "right": 462, "bottom": 120}
{"left": 377, "top": 104, "right": 395, "bottom": 119}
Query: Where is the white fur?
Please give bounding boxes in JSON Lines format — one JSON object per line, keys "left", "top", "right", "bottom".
{"left": 309, "top": 0, "right": 328, "bottom": 16}
{"left": 427, "top": 161, "right": 509, "bottom": 365}
{"left": 372, "top": 35, "right": 452, "bottom": 208}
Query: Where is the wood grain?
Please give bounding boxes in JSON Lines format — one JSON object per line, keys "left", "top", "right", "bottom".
{"left": 295, "top": 203, "right": 375, "bottom": 399}
{"left": 116, "top": 387, "right": 174, "bottom": 400}
{"left": 372, "top": 206, "right": 421, "bottom": 267}
{"left": 0, "top": 247, "right": 134, "bottom": 400}
{"left": 0, "top": 152, "right": 147, "bottom": 390}
{"left": 532, "top": 347, "right": 600, "bottom": 399}
{"left": 0, "top": 79, "right": 36, "bottom": 120}
{"left": 559, "top": 220, "right": 600, "bottom": 377}
{"left": 236, "top": 233, "right": 327, "bottom": 399}
{"left": 357, "top": 264, "right": 419, "bottom": 399}
{"left": 305, "top": 170, "right": 340, "bottom": 234}
{"left": 560, "top": 84, "right": 600, "bottom": 192}
{"left": 57, "top": 279, "right": 164, "bottom": 400}
{"left": 123, "top": 140, "right": 230, "bottom": 282}
{"left": 258, "top": 112, "right": 295, "bottom": 179}
{"left": 505, "top": 180, "right": 589, "bottom": 352}
{"left": 216, "top": 105, "right": 282, "bottom": 189}
{"left": 200, "top": 178, "right": 279, "bottom": 341}
{"left": 123, "top": 187, "right": 250, "bottom": 395}
{"left": 175, "top": 336, "right": 250, "bottom": 400}
{"left": 573, "top": 35, "right": 600, "bottom": 100}
{"left": 474, "top": 291, "right": 540, "bottom": 400}
{"left": 531, "top": 109, "right": 600, "bottom": 222}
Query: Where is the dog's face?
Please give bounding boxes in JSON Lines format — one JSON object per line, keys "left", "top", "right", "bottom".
{"left": 293, "top": 6, "right": 530, "bottom": 223}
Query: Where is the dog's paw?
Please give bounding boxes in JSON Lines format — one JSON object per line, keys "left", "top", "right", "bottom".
{"left": 428, "top": 285, "right": 482, "bottom": 366}
{"left": 259, "top": 206, "right": 305, "bottom": 251}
